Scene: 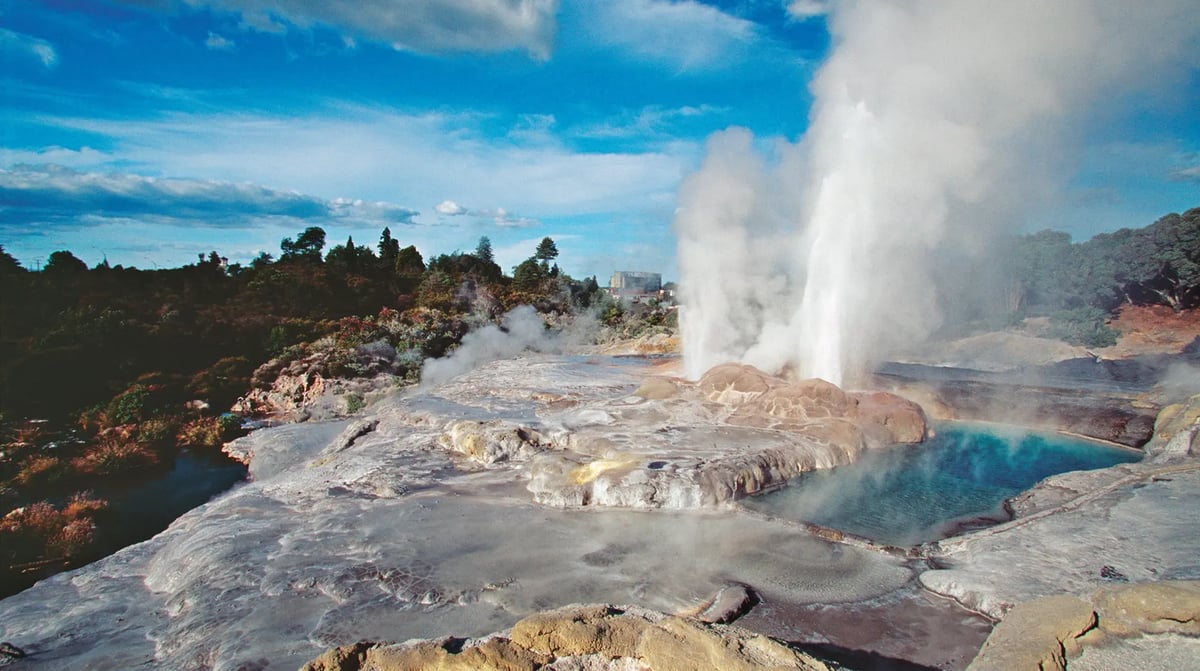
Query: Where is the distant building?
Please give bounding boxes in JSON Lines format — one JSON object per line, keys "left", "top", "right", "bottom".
{"left": 609, "top": 270, "right": 662, "bottom": 302}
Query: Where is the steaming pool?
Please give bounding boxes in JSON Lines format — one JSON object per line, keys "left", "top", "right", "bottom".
{"left": 741, "top": 422, "right": 1142, "bottom": 547}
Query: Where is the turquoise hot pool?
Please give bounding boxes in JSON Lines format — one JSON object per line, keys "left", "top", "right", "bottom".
{"left": 741, "top": 422, "right": 1142, "bottom": 547}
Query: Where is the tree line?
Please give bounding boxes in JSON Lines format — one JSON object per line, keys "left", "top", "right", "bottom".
{"left": 1002, "top": 206, "right": 1199, "bottom": 345}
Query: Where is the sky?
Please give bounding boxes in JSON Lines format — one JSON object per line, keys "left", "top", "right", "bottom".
{"left": 1, "top": 0, "right": 1197, "bottom": 281}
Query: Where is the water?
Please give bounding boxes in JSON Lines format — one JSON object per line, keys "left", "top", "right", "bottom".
{"left": 100, "top": 449, "right": 247, "bottom": 550}
{"left": 1, "top": 448, "right": 247, "bottom": 599}
{"left": 742, "top": 423, "right": 1141, "bottom": 547}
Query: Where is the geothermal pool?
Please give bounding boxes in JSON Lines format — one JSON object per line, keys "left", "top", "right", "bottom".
{"left": 741, "top": 423, "right": 1142, "bottom": 547}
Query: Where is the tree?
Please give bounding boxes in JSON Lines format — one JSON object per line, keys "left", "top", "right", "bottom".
{"left": 512, "top": 257, "right": 546, "bottom": 291}
{"left": 394, "top": 245, "right": 425, "bottom": 277}
{"left": 1123, "top": 209, "right": 1200, "bottom": 311}
{"left": 474, "top": 236, "right": 494, "bottom": 264}
{"left": 280, "top": 226, "right": 326, "bottom": 262}
{"left": 378, "top": 227, "right": 400, "bottom": 266}
{"left": 250, "top": 252, "right": 274, "bottom": 269}
{"left": 535, "top": 237, "right": 558, "bottom": 268}
{"left": 44, "top": 250, "right": 88, "bottom": 275}
{"left": 0, "top": 245, "right": 24, "bottom": 275}
{"left": 326, "top": 235, "right": 376, "bottom": 274}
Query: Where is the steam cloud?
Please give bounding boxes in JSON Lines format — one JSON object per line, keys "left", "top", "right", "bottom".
{"left": 420, "top": 305, "right": 558, "bottom": 387}
{"left": 677, "top": 1, "right": 1200, "bottom": 386}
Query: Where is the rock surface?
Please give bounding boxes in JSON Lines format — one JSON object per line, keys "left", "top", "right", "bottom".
{"left": 920, "top": 392, "right": 1200, "bottom": 622}
{"left": 0, "top": 355, "right": 925, "bottom": 670}
{"left": 966, "top": 580, "right": 1200, "bottom": 671}
{"left": 301, "top": 603, "right": 833, "bottom": 671}
{"left": 875, "top": 363, "right": 1159, "bottom": 447}
{"left": 526, "top": 363, "right": 925, "bottom": 509}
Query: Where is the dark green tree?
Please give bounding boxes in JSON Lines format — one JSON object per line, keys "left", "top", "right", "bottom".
{"left": 326, "top": 235, "right": 376, "bottom": 274}
{"left": 474, "top": 236, "right": 494, "bottom": 264}
{"left": 250, "top": 251, "right": 274, "bottom": 268}
{"left": 512, "top": 257, "right": 546, "bottom": 291}
{"left": 44, "top": 250, "right": 89, "bottom": 275}
{"left": 0, "top": 245, "right": 24, "bottom": 275}
{"left": 394, "top": 245, "right": 425, "bottom": 277}
{"left": 280, "top": 226, "right": 326, "bottom": 262}
{"left": 535, "top": 237, "right": 558, "bottom": 268}
{"left": 378, "top": 227, "right": 400, "bottom": 267}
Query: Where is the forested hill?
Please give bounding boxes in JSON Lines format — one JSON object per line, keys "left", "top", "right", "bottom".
{"left": 1006, "top": 206, "right": 1199, "bottom": 345}
{"left": 0, "top": 230, "right": 601, "bottom": 422}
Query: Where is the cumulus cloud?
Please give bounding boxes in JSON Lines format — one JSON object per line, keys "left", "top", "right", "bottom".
{"left": 490, "top": 207, "right": 540, "bottom": 228}
{"left": 577, "top": 0, "right": 757, "bottom": 71}
{"left": 0, "top": 164, "right": 419, "bottom": 231}
{"left": 435, "top": 199, "right": 467, "bottom": 215}
{"left": 433, "top": 200, "right": 539, "bottom": 227}
{"left": 179, "top": 0, "right": 558, "bottom": 58}
{"left": 205, "top": 31, "right": 235, "bottom": 50}
{"left": 0, "top": 28, "right": 58, "bottom": 69}
{"left": 786, "top": 0, "right": 829, "bottom": 20}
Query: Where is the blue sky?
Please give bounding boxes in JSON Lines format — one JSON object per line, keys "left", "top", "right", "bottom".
{"left": 1, "top": 0, "right": 1196, "bottom": 280}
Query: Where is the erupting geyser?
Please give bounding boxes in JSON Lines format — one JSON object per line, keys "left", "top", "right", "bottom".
{"left": 676, "top": 0, "right": 1200, "bottom": 385}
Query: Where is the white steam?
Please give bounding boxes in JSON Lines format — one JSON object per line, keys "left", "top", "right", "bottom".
{"left": 420, "top": 306, "right": 557, "bottom": 387}
{"left": 677, "top": 0, "right": 1200, "bottom": 385}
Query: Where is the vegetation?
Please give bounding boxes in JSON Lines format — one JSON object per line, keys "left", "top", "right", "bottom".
{"left": 0, "top": 230, "right": 607, "bottom": 595}
{"left": 1004, "top": 207, "right": 1199, "bottom": 346}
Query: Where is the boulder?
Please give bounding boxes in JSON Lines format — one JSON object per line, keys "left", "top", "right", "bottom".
{"left": 849, "top": 391, "right": 927, "bottom": 445}
{"left": 697, "top": 363, "right": 776, "bottom": 405}
{"left": 966, "top": 594, "right": 1096, "bottom": 671}
{"left": 966, "top": 581, "right": 1200, "bottom": 671}
{"left": 439, "top": 420, "right": 547, "bottom": 465}
{"left": 1147, "top": 393, "right": 1200, "bottom": 459}
{"left": 301, "top": 604, "right": 832, "bottom": 671}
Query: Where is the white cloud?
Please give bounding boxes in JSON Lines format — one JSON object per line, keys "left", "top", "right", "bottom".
{"left": 1173, "top": 164, "right": 1200, "bottom": 182}
{"left": 0, "top": 164, "right": 420, "bottom": 231}
{"left": 575, "top": 104, "right": 725, "bottom": 140}
{"left": 33, "top": 105, "right": 689, "bottom": 223}
{"left": 205, "top": 31, "right": 236, "bottom": 50}
{"left": 181, "top": 0, "right": 559, "bottom": 58}
{"left": 786, "top": 0, "right": 829, "bottom": 20}
{"left": 434, "top": 199, "right": 467, "bottom": 215}
{"left": 575, "top": 0, "right": 757, "bottom": 71}
{"left": 489, "top": 207, "right": 540, "bottom": 228}
{"left": 0, "top": 28, "right": 58, "bottom": 69}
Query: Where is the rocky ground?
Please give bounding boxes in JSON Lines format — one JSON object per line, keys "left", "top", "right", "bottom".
{"left": 2, "top": 308, "right": 1197, "bottom": 670}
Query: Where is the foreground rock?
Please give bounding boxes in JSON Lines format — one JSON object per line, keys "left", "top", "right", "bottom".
{"left": 303, "top": 603, "right": 833, "bottom": 671}
{"left": 967, "top": 580, "right": 1200, "bottom": 671}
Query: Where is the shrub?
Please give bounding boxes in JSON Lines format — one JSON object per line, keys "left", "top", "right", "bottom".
{"left": 1048, "top": 306, "right": 1120, "bottom": 348}
{"left": 176, "top": 417, "right": 222, "bottom": 449}
{"left": 72, "top": 431, "right": 159, "bottom": 476}
{"left": 12, "top": 455, "right": 68, "bottom": 488}
{"left": 104, "top": 384, "right": 152, "bottom": 426}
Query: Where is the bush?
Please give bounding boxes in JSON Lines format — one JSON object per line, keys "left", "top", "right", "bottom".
{"left": 1048, "top": 307, "right": 1119, "bottom": 347}
{"left": 72, "top": 430, "right": 159, "bottom": 476}
{"left": 0, "top": 493, "right": 107, "bottom": 566}
{"left": 104, "top": 384, "right": 152, "bottom": 426}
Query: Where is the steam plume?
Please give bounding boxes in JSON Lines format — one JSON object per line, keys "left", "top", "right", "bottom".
{"left": 421, "top": 306, "right": 556, "bottom": 386}
{"left": 677, "top": 0, "right": 1200, "bottom": 385}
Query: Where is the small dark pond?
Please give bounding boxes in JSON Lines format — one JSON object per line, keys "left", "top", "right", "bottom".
{"left": 741, "top": 423, "right": 1141, "bottom": 547}
{"left": 98, "top": 449, "right": 247, "bottom": 552}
